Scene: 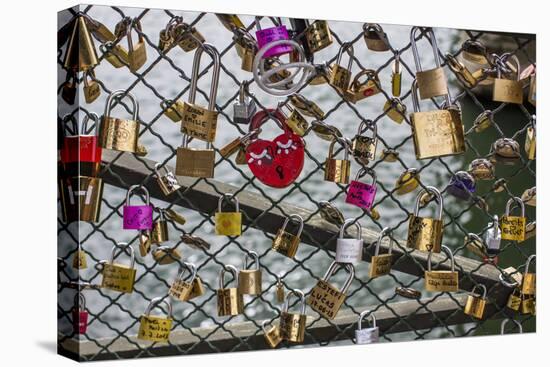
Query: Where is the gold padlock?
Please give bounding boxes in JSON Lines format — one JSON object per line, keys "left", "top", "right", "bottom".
{"left": 280, "top": 103, "right": 308, "bottom": 137}
{"left": 446, "top": 53, "right": 477, "bottom": 88}
{"left": 99, "top": 90, "right": 142, "bottom": 153}
{"left": 126, "top": 19, "right": 147, "bottom": 72}
{"left": 424, "top": 246, "right": 459, "bottom": 292}
{"left": 154, "top": 163, "right": 181, "bottom": 196}
{"left": 72, "top": 249, "right": 88, "bottom": 269}
{"left": 138, "top": 297, "right": 172, "bottom": 342}
{"left": 139, "top": 230, "right": 151, "bottom": 257}
{"left": 289, "top": 94, "right": 325, "bottom": 120}
{"left": 310, "top": 120, "right": 342, "bottom": 141}
{"left": 407, "top": 186, "right": 443, "bottom": 253}
{"left": 308, "top": 261, "right": 354, "bottom": 320}
{"left": 262, "top": 319, "right": 283, "bottom": 348}
{"left": 172, "top": 21, "right": 205, "bottom": 52}
{"left": 521, "top": 254, "right": 536, "bottom": 295}
{"left": 520, "top": 294, "right": 536, "bottom": 315}
{"left": 395, "top": 168, "right": 420, "bottom": 195}
{"left": 161, "top": 99, "right": 185, "bottom": 123}
{"left": 473, "top": 110, "right": 493, "bottom": 133}
{"left": 152, "top": 245, "right": 182, "bottom": 265}
{"left": 83, "top": 70, "right": 100, "bottom": 104}
{"left": 99, "top": 42, "right": 129, "bottom": 69}
{"left": 217, "top": 265, "right": 244, "bottom": 316}
{"left": 410, "top": 27, "right": 448, "bottom": 99}
{"left": 169, "top": 261, "right": 198, "bottom": 301}
{"left": 391, "top": 51, "right": 402, "bottom": 97}
{"left": 330, "top": 42, "right": 354, "bottom": 93}
{"left": 59, "top": 176, "right": 103, "bottom": 223}
{"left": 464, "top": 284, "right": 487, "bottom": 319}
{"left": 101, "top": 242, "right": 136, "bottom": 293}
{"left": 383, "top": 98, "right": 407, "bottom": 124}
{"left": 528, "top": 70, "right": 536, "bottom": 106}
{"left": 493, "top": 54, "right": 523, "bottom": 104}
{"left": 63, "top": 16, "right": 98, "bottom": 72}
{"left": 187, "top": 275, "right": 205, "bottom": 300}
{"left": 272, "top": 214, "right": 304, "bottom": 258}
{"left": 525, "top": 115, "right": 536, "bottom": 160}
{"left": 347, "top": 69, "right": 381, "bottom": 103}
{"left": 491, "top": 138, "right": 521, "bottom": 165}
{"left": 352, "top": 120, "right": 377, "bottom": 165}
{"left": 409, "top": 79, "right": 465, "bottom": 159}
{"left": 468, "top": 158, "right": 495, "bottom": 180}
{"left": 215, "top": 194, "right": 242, "bottom": 236}
{"left": 501, "top": 197, "right": 526, "bottom": 242}
{"left": 151, "top": 209, "right": 169, "bottom": 244}
{"left": 231, "top": 27, "right": 256, "bottom": 72}
{"left": 275, "top": 276, "right": 285, "bottom": 303}
{"left": 363, "top": 23, "right": 390, "bottom": 51}
{"left": 280, "top": 289, "right": 307, "bottom": 343}
{"left": 324, "top": 138, "right": 351, "bottom": 184}
{"left": 238, "top": 251, "right": 262, "bottom": 295}
{"left": 305, "top": 20, "right": 333, "bottom": 53}
{"left": 506, "top": 288, "right": 522, "bottom": 311}
{"left": 369, "top": 227, "right": 394, "bottom": 278}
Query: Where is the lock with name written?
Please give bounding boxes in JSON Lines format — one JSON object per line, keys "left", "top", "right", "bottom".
{"left": 330, "top": 42, "right": 354, "bottom": 93}
{"left": 522, "top": 254, "right": 536, "bottom": 295}
{"left": 363, "top": 23, "right": 390, "bottom": 51}
{"left": 262, "top": 319, "right": 283, "bottom": 348}
{"left": 325, "top": 138, "right": 351, "bottom": 184}
{"left": 407, "top": 186, "right": 444, "bottom": 253}
{"left": 59, "top": 176, "right": 103, "bottom": 223}
{"left": 101, "top": 242, "right": 136, "bottom": 293}
{"left": 83, "top": 70, "right": 101, "bottom": 104}
{"left": 154, "top": 163, "right": 181, "bottom": 196}
{"left": 72, "top": 293, "right": 88, "bottom": 334}
{"left": 280, "top": 289, "right": 307, "bottom": 342}
{"left": 335, "top": 219, "right": 363, "bottom": 264}
{"left": 501, "top": 197, "right": 526, "bottom": 242}
{"left": 369, "top": 227, "right": 394, "bottom": 278}
{"left": 169, "top": 261, "right": 198, "bottom": 302}
{"left": 126, "top": 18, "right": 147, "bottom": 72}
{"left": 217, "top": 264, "right": 244, "bottom": 316}
{"left": 307, "top": 261, "right": 354, "bottom": 320}
{"left": 355, "top": 311, "right": 379, "bottom": 344}
{"left": 464, "top": 284, "right": 487, "bottom": 319}
{"left": 215, "top": 194, "right": 242, "bottom": 236}
{"left": 238, "top": 251, "right": 262, "bottom": 295}
{"left": 255, "top": 16, "right": 292, "bottom": 58}
{"left": 352, "top": 120, "right": 378, "bottom": 165}
{"left": 272, "top": 214, "right": 304, "bottom": 258}
{"left": 493, "top": 53, "right": 523, "bottom": 104}
{"left": 410, "top": 27, "right": 448, "bottom": 99}
{"left": 280, "top": 102, "right": 308, "bottom": 137}
{"left": 176, "top": 44, "right": 220, "bottom": 178}
{"left": 424, "top": 246, "right": 459, "bottom": 292}
{"left": 138, "top": 297, "right": 172, "bottom": 342}
{"left": 485, "top": 215, "right": 502, "bottom": 256}
{"left": 123, "top": 185, "right": 153, "bottom": 230}
{"left": 346, "top": 168, "right": 377, "bottom": 210}
{"left": 233, "top": 81, "right": 257, "bottom": 124}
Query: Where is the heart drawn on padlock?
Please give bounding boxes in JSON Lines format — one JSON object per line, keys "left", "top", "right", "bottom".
{"left": 246, "top": 109, "right": 305, "bottom": 188}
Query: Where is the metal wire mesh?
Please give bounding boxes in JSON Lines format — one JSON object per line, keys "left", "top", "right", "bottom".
{"left": 57, "top": 4, "right": 536, "bottom": 361}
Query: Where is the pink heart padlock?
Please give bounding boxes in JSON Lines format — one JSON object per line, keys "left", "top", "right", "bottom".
{"left": 346, "top": 168, "right": 377, "bottom": 210}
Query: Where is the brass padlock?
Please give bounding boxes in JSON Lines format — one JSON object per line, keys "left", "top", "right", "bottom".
{"left": 272, "top": 214, "right": 304, "bottom": 258}
{"left": 391, "top": 51, "right": 402, "bottom": 97}
{"left": 161, "top": 99, "right": 185, "bottom": 123}
{"left": 138, "top": 297, "right": 172, "bottom": 342}
{"left": 59, "top": 176, "right": 103, "bottom": 223}
{"left": 151, "top": 209, "right": 169, "bottom": 244}
{"left": 233, "top": 27, "right": 257, "bottom": 72}
{"left": 380, "top": 149, "right": 399, "bottom": 162}
{"left": 383, "top": 97, "right": 407, "bottom": 124}
{"left": 491, "top": 138, "right": 521, "bottom": 165}
{"left": 330, "top": 42, "right": 354, "bottom": 93}
{"left": 238, "top": 251, "right": 262, "bottom": 295}
{"left": 407, "top": 186, "right": 443, "bottom": 253}
{"left": 521, "top": 254, "right": 536, "bottom": 295}
{"left": 493, "top": 54, "right": 523, "bottom": 104}
{"left": 83, "top": 70, "right": 100, "bottom": 104}
{"left": 324, "top": 138, "right": 351, "bottom": 184}
{"left": 410, "top": 27, "right": 448, "bottom": 99}
{"left": 307, "top": 261, "right": 354, "bottom": 320}
{"left": 99, "top": 41, "right": 129, "bottom": 69}
{"left": 473, "top": 110, "right": 493, "bottom": 133}
{"left": 310, "top": 120, "right": 342, "bottom": 141}
{"left": 172, "top": 21, "right": 205, "bottom": 52}
{"left": 262, "top": 319, "right": 282, "bottom": 348}
{"left": 275, "top": 276, "right": 285, "bottom": 302}
{"left": 215, "top": 194, "right": 242, "bottom": 236}
{"left": 126, "top": 19, "right": 147, "bottom": 72}
{"left": 506, "top": 288, "right": 522, "bottom": 311}
{"left": 187, "top": 275, "right": 205, "bottom": 300}
{"left": 501, "top": 197, "right": 526, "bottom": 242}
{"left": 280, "top": 289, "right": 307, "bottom": 342}
{"left": 217, "top": 265, "right": 244, "bottom": 316}
{"left": 409, "top": 79, "right": 465, "bottom": 159}
{"left": 468, "top": 158, "right": 495, "bottom": 180}
{"left": 352, "top": 120, "right": 377, "bottom": 165}
{"left": 363, "top": 23, "right": 390, "bottom": 51}
{"left": 61, "top": 71, "right": 77, "bottom": 105}
{"left": 99, "top": 90, "right": 143, "bottom": 153}
{"left": 395, "top": 168, "right": 420, "bottom": 195}
{"left": 154, "top": 163, "right": 181, "bottom": 196}
{"left": 369, "top": 227, "right": 394, "bottom": 278}
{"left": 152, "top": 245, "right": 182, "bottom": 265}
{"left": 424, "top": 246, "right": 459, "bottom": 292}
{"left": 464, "top": 284, "right": 487, "bottom": 319}
{"left": 520, "top": 294, "right": 536, "bottom": 315}
{"left": 63, "top": 16, "right": 98, "bottom": 72}
{"left": 72, "top": 249, "right": 88, "bottom": 269}
{"left": 446, "top": 53, "right": 477, "bottom": 88}
{"left": 101, "top": 242, "right": 136, "bottom": 293}
{"left": 280, "top": 103, "right": 308, "bottom": 137}
{"left": 139, "top": 230, "right": 151, "bottom": 257}
{"left": 169, "top": 261, "right": 198, "bottom": 301}
{"left": 176, "top": 44, "right": 220, "bottom": 178}
{"left": 347, "top": 69, "right": 381, "bottom": 103}
{"left": 521, "top": 187, "right": 536, "bottom": 207}
{"left": 305, "top": 20, "right": 333, "bottom": 53}
{"left": 500, "top": 319, "right": 523, "bottom": 335}
{"left": 528, "top": 70, "right": 536, "bottom": 106}
{"left": 525, "top": 115, "right": 536, "bottom": 160}
{"left": 289, "top": 94, "right": 325, "bottom": 120}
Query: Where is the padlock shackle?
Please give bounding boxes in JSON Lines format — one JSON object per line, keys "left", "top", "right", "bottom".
{"left": 471, "top": 284, "right": 487, "bottom": 299}
{"left": 75, "top": 292, "right": 86, "bottom": 311}
{"left": 126, "top": 18, "right": 144, "bottom": 52}
{"left": 62, "top": 114, "right": 79, "bottom": 136}
{"left": 413, "top": 186, "right": 443, "bottom": 220}
{"left": 410, "top": 27, "right": 441, "bottom": 74}
{"left": 261, "top": 319, "right": 276, "bottom": 333}
{"left": 356, "top": 119, "right": 377, "bottom": 138}
{"left": 411, "top": 79, "right": 421, "bottom": 112}
{"left": 323, "top": 261, "right": 355, "bottom": 294}
{"left": 218, "top": 193, "right": 240, "bottom": 213}
{"left": 505, "top": 196, "right": 525, "bottom": 217}
{"left": 281, "top": 214, "right": 304, "bottom": 237}
{"left": 427, "top": 245, "right": 455, "bottom": 272}
{"left": 177, "top": 261, "right": 197, "bottom": 282}
{"left": 374, "top": 227, "right": 393, "bottom": 256}
{"left": 357, "top": 309, "right": 376, "bottom": 330}
{"left": 104, "top": 90, "right": 139, "bottom": 122}
{"left": 145, "top": 296, "right": 173, "bottom": 319}
{"left": 238, "top": 81, "right": 249, "bottom": 104}
{"left": 243, "top": 251, "right": 260, "bottom": 271}
{"left": 491, "top": 215, "right": 500, "bottom": 239}
{"left": 109, "top": 242, "right": 135, "bottom": 268}
{"left": 255, "top": 16, "right": 283, "bottom": 31}
{"left": 339, "top": 218, "right": 362, "bottom": 240}
{"left": 81, "top": 112, "right": 100, "bottom": 136}
{"left": 219, "top": 264, "right": 239, "bottom": 289}
{"left": 328, "top": 136, "right": 350, "bottom": 161}
{"left": 500, "top": 318, "right": 522, "bottom": 335}
{"left": 354, "top": 167, "right": 376, "bottom": 185}
{"left": 523, "top": 254, "right": 536, "bottom": 277}
{"left": 154, "top": 162, "right": 169, "bottom": 178}
{"left": 283, "top": 288, "right": 306, "bottom": 315}
{"left": 126, "top": 184, "right": 151, "bottom": 206}
{"left": 336, "top": 42, "right": 354, "bottom": 72}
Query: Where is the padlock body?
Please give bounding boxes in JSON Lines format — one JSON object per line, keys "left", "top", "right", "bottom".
{"left": 101, "top": 263, "right": 136, "bottom": 293}
{"left": 324, "top": 158, "right": 351, "bottom": 183}
{"left": 158, "top": 172, "right": 181, "bottom": 196}
{"left": 447, "top": 175, "right": 475, "bottom": 200}
{"left": 525, "top": 127, "right": 536, "bottom": 160}
{"left": 329, "top": 64, "right": 351, "bottom": 92}
{"left": 215, "top": 212, "right": 242, "bottom": 236}
{"left": 364, "top": 30, "right": 389, "bottom": 51}
{"left": 176, "top": 147, "right": 215, "bottom": 178}
{"left": 272, "top": 229, "right": 300, "bottom": 258}
{"left": 59, "top": 176, "right": 103, "bottom": 223}
{"left": 522, "top": 273, "right": 536, "bottom": 295}
{"left": 84, "top": 81, "right": 101, "bottom": 104}
{"left": 407, "top": 215, "right": 443, "bottom": 252}
{"left": 255, "top": 25, "right": 292, "bottom": 58}
{"left": 153, "top": 248, "right": 182, "bottom": 265}
{"left": 128, "top": 40, "right": 147, "bottom": 72}
{"left": 169, "top": 279, "right": 194, "bottom": 301}
{"left": 61, "top": 136, "right": 102, "bottom": 165}
{"left": 307, "top": 279, "right": 347, "bottom": 320}
{"left": 384, "top": 100, "right": 405, "bottom": 123}
{"left": 352, "top": 136, "right": 377, "bottom": 164}
{"left": 520, "top": 295, "right": 536, "bottom": 314}
{"left": 187, "top": 277, "right": 205, "bottom": 300}
{"left": 264, "top": 325, "right": 283, "bottom": 348}
{"left": 123, "top": 204, "right": 153, "bottom": 230}
{"left": 355, "top": 327, "right": 379, "bottom": 344}
{"left": 416, "top": 67, "right": 448, "bottom": 99}
{"left": 335, "top": 238, "right": 363, "bottom": 264}
{"left": 217, "top": 288, "right": 244, "bottom": 316}
{"left": 493, "top": 78, "right": 523, "bottom": 104}
{"left": 240, "top": 46, "right": 255, "bottom": 72}
{"left": 392, "top": 71, "right": 402, "bottom": 97}
{"left": 181, "top": 102, "right": 218, "bottom": 142}
{"left": 286, "top": 110, "right": 308, "bottom": 136}
{"left": 99, "top": 117, "right": 139, "bottom": 153}
{"left": 305, "top": 21, "right": 333, "bottom": 53}
{"left": 464, "top": 295, "right": 486, "bottom": 319}
{"left": 163, "top": 100, "right": 185, "bottom": 122}
{"left": 72, "top": 309, "right": 88, "bottom": 334}
{"left": 73, "top": 250, "right": 88, "bottom": 269}
{"left": 369, "top": 253, "right": 393, "bottom": 278}
{"left": 233, "top": 99, "right": 257, "bottom": 124}
{"left": 507, "top": 292, "right": 522, "bottom": 311}
{"left": 280, "top": 312, "right": 306, "bottom": 342}
{"left": 151, "top": 220, "right": 169, "bottom": 244}
{"left": 485, "top": 227, "right": 501, "bottom": 254}
{"left": 410, "top": 110, "right": 465, "bottom": 159}
{"left": 424, "top": 270, "right": 459, "bottom": 292}
{"left": 238, "top": 269, "right": 262, "bottom": 295}
{"left": 138, "top": 315, "right": 172, "bottom": 342}
{"left": 346, "top": 180, "right": 376, "bottom": 210}
{"left": 104, "top": 44, "right": 129, "bottom": 68}
{"left": 501, "top": 215, "right": 526, "bottom": 241}
{"left": 349, "top": 79, "right": 381, "bottom": 103}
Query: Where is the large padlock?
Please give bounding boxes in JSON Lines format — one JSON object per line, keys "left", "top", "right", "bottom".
{"left": 351, "top": 120, "right": 378, "bottom": 165}
{"left": 307, "top": 261, "right": 354, "bottom": 320}
{"left": 255, "top": 16, "right": 292, "bottom": 58}
{"left": 485, "top": 215, "right": 502, "bottom": 256}
{"left": 324, "top": 138, "right": 351, "bottom": 184}
{"left": 525, "top": 115, "right": 536, "bottom": 160}
{"left": 169, "top": 261, "right": 197, "bottom": 302}
{"left": 238, "top": 251, "right": 262, "bottom": 295}
{"left": 424, "top": 245, "right": 459, "bottom": 292}
{"left": 217, "top": 265, "right": 244, "bottom": 316}
{"left": 272, "top": 214, "right": 304, "bottom": 258}
{"left": 138, "top": 297, "right": 172, "bottom": 342}
{"left": 335, "top": 219, "right": 363, "bottom": 264}
{"left": 493, "top": 54, "right": 523, "bottom": 104}
{"left": 355, "top": 311, "right": 379, "bottom": 344}
{"left": 491, "top": 137, "right": 521, "bottom": 165}
{"left": 60, "top": 113, "right": 102, "bottom": 176}
{"left": 151, "top": 208, "right": 169, "bottom": 244}
{"left": 522, "top": 254, "right": 536, "bottom": 295}
{"left": 280, "top": 289, "right": 307, "bottom": 342}
{"left": 63, "top": 16, "right": 98, "bottom": 72}
{"left": 369, "top": 227, "right": 394, "bottom": 278}
{"left": 123, "top": 185, "right": 153, "bottom": 230}
{"left": 101, "top": 242, "right": 136, "bottom": 293}
{"left": 59, "top": 176, "right": 103, "bottom": 223}
{"left": 407, "top": 186, "right": 444, "bottom": 253}
{"left": 99, "top": 90, "right": 143, "bottom": 154}
{"left": 410, "top": 27, "right": 448, "bottom": 99}
{"left": 152, "top": 245, "right": 182, "bottom": 265}
{"left": 363, "top": 23, "right": 390, "bottom": 51}
{"left": 347, "top": 69, "right": 381, "bottom": 103}
{"left": 262, "top": 319, "right": 283, "bottom": 348}
{"left": 501, "top": 197, "right": 526, "bottom": 242}
{"left": 215, "top": 194, "right": 242, "bottom": 236}
{"left": 346, "top": 168, "right": 377, "bottom": 210}
{"left": 330, "top": 42, "right": 354, "bottom": 93}
{"left": 72, "top": 293, "right": 88, "bottom": 334}
{"left": 233, "top": 81, "right": 257, "bottom": 124}
{"left": 409, "top": 79, "right": 465, "bottom": 159}
{"left": 447, "top": 171, "right": 476, "bottom": 201}
{"left": 176, "top": 44, "right": 219, "bottom": 178}
{"left": 154, "top": 163, "right": 181, "bottom": 196}
{"left": 464, "top": 284, "right": 487, "bottom": 319}
{"left": 126, "top": 19, "right": 147, "bottom": 72}
{"left": 500, "top": 319, "right": 523, "bottom": 335}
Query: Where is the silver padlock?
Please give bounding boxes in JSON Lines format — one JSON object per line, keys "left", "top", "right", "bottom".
{"left": 485, "top": 215, "right": 501, "bottom": 256}
{"left": 233, "top": 81, "right": 257, "bottom": 124}
{"left": 355, "top": 310, "right": 379, "bottom": 344}
{"left": 335, "top": 219, "right": 363, "bottom": 264}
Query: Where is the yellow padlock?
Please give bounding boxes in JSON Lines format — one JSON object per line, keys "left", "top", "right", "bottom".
{"left": 101, "top": 242, "right": 136, "bottom": 294}
{"left": 215, "top": 194, "right": 242, "bottom": 236}
{"left": 501, "top": 197, "right": 526, "bottom": 242}
{"left": 138, "top": 297, "right": 172, "bottom": 342}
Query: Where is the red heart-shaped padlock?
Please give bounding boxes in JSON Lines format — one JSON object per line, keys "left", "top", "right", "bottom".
{"left": 246, "top": 109, "right": 305, "bottom": 188}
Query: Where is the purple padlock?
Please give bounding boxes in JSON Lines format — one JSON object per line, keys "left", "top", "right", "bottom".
{"left": 255, "top": 16, "right": 292, "bottom": 58}
{"left": 346, "top": 168, "right": 377, "bottom": 210}
{"left": 123, "top": 185, "right": 153, "bottom": 230}
{"left": 447, "top": 171, "right": 476, "bottom": 200}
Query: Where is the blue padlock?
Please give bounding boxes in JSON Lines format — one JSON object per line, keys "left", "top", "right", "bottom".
{"left": 447, "top": 171, "right": 476, "bottom": 200}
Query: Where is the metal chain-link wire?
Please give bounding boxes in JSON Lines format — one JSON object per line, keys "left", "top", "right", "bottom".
{"left": 57, "top": 4, "right": 536, "bottom": 361}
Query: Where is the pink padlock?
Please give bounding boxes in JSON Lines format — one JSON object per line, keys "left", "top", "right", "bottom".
{"left": 123, "top": 185, "right": 153, "bottom": 230}
{"left": 72, "top": 293, "right": 88, "bottom": 334}
{"left": 346, "top": 168, "right": 377, "bottom": 210}
{"left": 255, "top": 16, "right": 292, "bottom": 58}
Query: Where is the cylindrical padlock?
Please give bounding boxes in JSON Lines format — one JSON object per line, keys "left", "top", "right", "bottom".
{"left": 346, "top": 168, "right": 377, "bottom": 210}
{"left": 272, "top": 214, "right": 304, "bottom": 258}
{"left": 123, "top": 185, "right": 153, "bottom": 230}
{"left": 280, "top": 289, "right": 307, "bottom": 342}
{"left": 335, "top": 219, "right": 363, "bottom": 264}
{"left": 355, "top": 311, "right": 379, "bottom": 344}
{"left": 217, "top": 265, "right": 244, "bottom": 316}
{"left": 255, "top": 16, "right": 292, "bottom": 58}
{"left": 138, "top": 297, "right": 173, "bottom": 342}
{"left": 238, "top": 251, "right": 262, "bottom": 295}
{"left": 407, "top": 186, "right": 444, "bottom": 252}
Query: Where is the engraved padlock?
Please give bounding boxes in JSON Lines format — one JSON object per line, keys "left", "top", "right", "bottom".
{"left": 335, "top": 219, "right": 363, "bottom": 264}
{"left": 101, "top": 242, "right": 137, "bottom": 293}
{"left": 464, "top": 284, "right": 487, "bottom": 319}
{"left": 154, "top": 163, "right": 181, "bottom": 196}
{"left": 233, "top": 81, "right": 257, "bottom": 124}
{"left": 151, "top": 208, "right": 169, "bottom": 244}
{"left": 346, "top": 168, "right": 377, "bottom": 210}
{"left": 280, "top": 289, "right": 307, "bottom": 342}
{"left": 521, "top": 254, "right": 536, "bottom": 296}
{"left": 138, "top": 297, "right": 172, "bottom": 342}
{"left": 307, "top": 261, "right": 354, "bottom": 320}
{"left": 407, "top": 186, "right": 444, "bottom": 253}
{"left": 272, "top": 214, "right": 304, "bottom": 258}
{"left": 255, "top": 16, "right": 292, "bottom": 58}
{"left": 83, "top": 70, "right": 101, "bottom": 104}
{"left": 123, "top": 185, "right": 153, "bottom": 230}
{"left": 410, "top": 27, "right": 448, "bottom": 99}
{"left": 324, "top": 138, "right": 351, "bottom": 184}
{"left": 72, "top": 293, "right": 88, "bottom": 334}
{"left": 485, "top": 215, "right": 502, "bottom": 256}
{"left": 363, "top": 23, "right": 390, "bottom": 51}
{"left": 262, "top": 319, "right": 283, "bottom": 348}
{"left": 217, "top": 264, "right": 244, "bottom": 316}
{"left": 330, "top": 42, "right": 354, "bottom": 93}
{"left": 169, "top": 261, "right": 197, "bottom": 301}
{"left": 352, "top": 120, "right": 378, "bottom": 165}
{"left": 369, "top": 227, "right": 394, "bottom": 278}
{"left": 493, "top": 53, "right": 523, "bottom": 104}
{"left": 215, "top": 194, "right": 242, "bottom": 236}
{"left": 501, "top": 197, "right": 526, "bottom": 242}
{"left": 355, "top": 311, "right": 379, "bottom": 344}
{"left": 238, "top": 251, "right": 262, "bottom": 295}
{"left": 424, "top": 245, "right": 459, "bottom": 292}
{"left": 447, "top": 171, "right": 476, "bottom": 201}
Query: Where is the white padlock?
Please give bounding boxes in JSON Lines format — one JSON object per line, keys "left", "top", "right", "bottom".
{"left": 355, "top": 310, "right": 379, "bottom": 344}
{"left": 335, "top": 219, "right": 363, "bottom": 264}
{"left": 485, "top": 215, "right": 501, "bottom": 256}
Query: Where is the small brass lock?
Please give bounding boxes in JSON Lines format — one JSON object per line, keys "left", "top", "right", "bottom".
{"left": 446, "top": 53, "right": 478, "bottom": 88}
{"left": 395, "top": 168, "right": 420, "bottom": 195}
{"left": 369, "top": 227, "right": 394, "bottom": 278}
{"left": 83, "top": 70, "right": 100, "bottom": 104}
{"left": 151, "top": 208, "right": 169, "bottom": 244}
{"left": 351, "top": 120, "right": 377, "bottom": 165}
{"left": 424, "top": 246, "right": 459, "bottom": 292}
{"left": 464, "top": 284, "right": 487, "bottom": 319}
{"left": 391, "top": 51, "right": 402, "bottom": 97}
{"left": 324, "top": 138, "right": 351, "bottom": 184}
{"left": 521, "top": 254, "right": 536, "bottom": 295}
{"left": 262, "top": 319, "right": 283, "bottom": 348}
{"left": 305, "top": 20, "right": 333, "bottom": 53}
{"left": 280, "top": 289, "right": 307, "bottom": 343}
{"left": 238, "top": 251, "right": 262, "bottom": 295}
{"left": 308, "top": 261, "right": 354, "bottom": 320}
{"left": 169, "top": 261, "right": 198, "bottom": 302}
{"left": 410, "top": 27, "right": 448, "bottom": 99}
{"left": 101, "top": 242, "right": 136, "bottom": 294}
{"left": 501, "top": 197, "right": 526, "bottom": 242}
{"left": 407, "top": 186, "right": 444, "bottom": 253}
{"left": 154, "top": 163, "right": 181, "bottom": 196}
{"left": 383, "top": 98, "right": 407, "bottom": 124}
{"left": 138, "top": 297, "right": 172, "bottom": 342}
{"left": 347, "top": 69, "right": 381, "bottom": 103}
{"left": 161, "top": 99, "right": 185, "bottom": 123}
{"left": 473, "top": 110, "right": 493, "bottom": 133}
{"left": 330, "top": 42, "right": 354, "bottom": 93}
{"left": 272, "top": 214, "right": 304, "bottom": 258}
{"left": 506, "top": 288, "right": 522, "bottom": 311}
{"left": 217, "top": 265, "right": 244, "bottom": 316}
{"left": 525, "top": 115, "right": 536, "bottom": 160}
{"left": 493, "top": 53, "right": 523, "bottom": 104}
{"left": 73, "top": 249, "right": 88, "bottom": 269}
{"left": 363, "top": 23, "right": 390, "bottom": 51}
{"left": 152, "top": 245, "right": 182, "bottom": 265}
{"left": 100, "top": 41, "right": 129, "bottom": 69}
{"left": 126, "top": 18, "right": 147, "bottom": 72}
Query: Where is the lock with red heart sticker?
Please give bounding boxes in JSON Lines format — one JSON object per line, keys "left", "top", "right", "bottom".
{"left": 246, "top": 109, "right": 305, "bottom": 188}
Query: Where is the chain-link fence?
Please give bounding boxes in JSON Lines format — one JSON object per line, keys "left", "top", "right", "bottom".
{"left": 57, "top": 4, "right": 536, "bottom": 362}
